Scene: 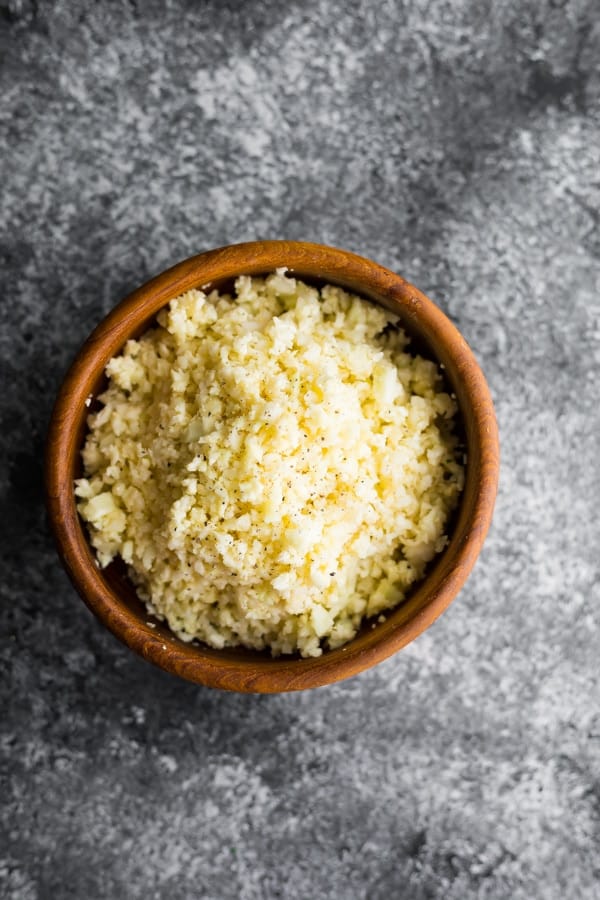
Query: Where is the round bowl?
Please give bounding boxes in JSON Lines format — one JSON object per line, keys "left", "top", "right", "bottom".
{"left": 45, "top": 240, "right": 499, "bottom": 692}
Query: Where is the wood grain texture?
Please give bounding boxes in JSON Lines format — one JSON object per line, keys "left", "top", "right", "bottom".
{"left": 45, "top": 241, "right": 499, "bottom": 692}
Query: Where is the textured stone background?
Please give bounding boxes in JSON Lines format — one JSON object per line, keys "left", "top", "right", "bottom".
{"left": 1, "top": 1, "right": 599, "bottom": 898}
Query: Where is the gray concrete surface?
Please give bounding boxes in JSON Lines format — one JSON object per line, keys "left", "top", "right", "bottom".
{"left": 1, "top": 1, "right": 599, "bottom": 897}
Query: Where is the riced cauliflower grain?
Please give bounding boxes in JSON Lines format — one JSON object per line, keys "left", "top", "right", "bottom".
{"left": 76, "top": 271, "right": 464, "bottom": 657}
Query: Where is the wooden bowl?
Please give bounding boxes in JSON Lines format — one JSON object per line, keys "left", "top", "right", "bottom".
{"left": 45, "top": 241, "right": 499, "bottom": 692}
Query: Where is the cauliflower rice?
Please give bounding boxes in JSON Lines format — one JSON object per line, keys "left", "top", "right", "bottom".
{"left": 76, "top": 270, "right": 464, "bottom": 657}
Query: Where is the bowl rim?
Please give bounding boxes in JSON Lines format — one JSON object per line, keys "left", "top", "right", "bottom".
{"left": 45, "top": 240, "right": 499, "bottom": 692}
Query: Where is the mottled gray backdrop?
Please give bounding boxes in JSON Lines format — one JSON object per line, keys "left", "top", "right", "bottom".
{"left": 1, "top": 1, "right": 599, "bottom": 898}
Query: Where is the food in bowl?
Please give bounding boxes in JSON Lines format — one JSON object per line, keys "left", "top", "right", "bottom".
{"left": 75, "top": 269, "right": 464, "bottom": 657}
